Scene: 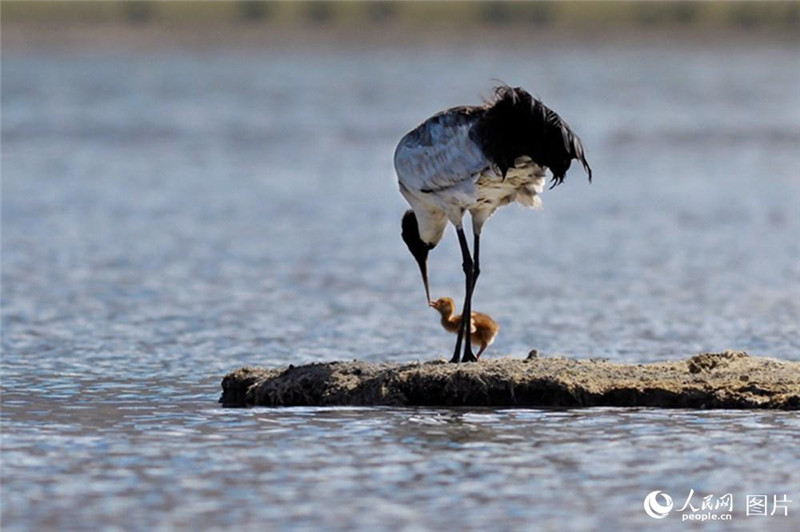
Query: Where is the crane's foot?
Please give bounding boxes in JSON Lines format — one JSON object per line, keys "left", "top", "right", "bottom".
{"left": 461, "top": 352, "right": 478, "bottom": 363}
{"left": 449, "top": 352, "right": 461, "bottom": 363}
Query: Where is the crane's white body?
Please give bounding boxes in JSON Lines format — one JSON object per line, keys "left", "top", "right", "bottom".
{"left": 394, "top": 108, "right": 546, "bottom": 243}
{"left": 394, "top": 86, "right": 591, "bottom": 363}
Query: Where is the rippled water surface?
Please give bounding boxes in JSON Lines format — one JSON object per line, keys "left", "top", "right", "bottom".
{"left": 3, "top": 37, "right": 800, "bottom": 530}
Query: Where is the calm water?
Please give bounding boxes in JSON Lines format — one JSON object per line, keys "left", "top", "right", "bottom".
{"left": 2, "top": 37, "right": 800, "bottom": 530}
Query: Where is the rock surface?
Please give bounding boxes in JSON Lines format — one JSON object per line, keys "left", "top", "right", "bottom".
{"left": 220, "top": 351, "right": 800, "bottom": 409}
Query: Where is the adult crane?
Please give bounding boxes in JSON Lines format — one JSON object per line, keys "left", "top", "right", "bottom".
{"left": 394, "top": 85, "right": 592, "bottom": 363}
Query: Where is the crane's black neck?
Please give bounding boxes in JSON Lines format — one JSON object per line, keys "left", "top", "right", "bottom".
{"left": 401, "top": 210, "right": 435, "bottom": 303}
{"left": 401, "top": 210, "right": 435, "bottom": 256}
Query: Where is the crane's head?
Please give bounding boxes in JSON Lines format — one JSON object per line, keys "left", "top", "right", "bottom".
{"left": 401, "top": 210, "right": 434, "bottom": 305}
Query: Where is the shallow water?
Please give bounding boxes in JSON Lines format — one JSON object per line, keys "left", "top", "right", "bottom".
{"left": 2, "top": 37, "right": 800, "bottom": 530}
{"left": 3, "top": 399, "right": 800, "bottom": 531}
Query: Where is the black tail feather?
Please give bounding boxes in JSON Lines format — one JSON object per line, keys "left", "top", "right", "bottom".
{"left": 475, "top": 85, "right": 592, "bottom": 187}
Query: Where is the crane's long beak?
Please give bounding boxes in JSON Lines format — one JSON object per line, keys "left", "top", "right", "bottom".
{"left": 414, "top": 253, "right": 431, "bottom": 305}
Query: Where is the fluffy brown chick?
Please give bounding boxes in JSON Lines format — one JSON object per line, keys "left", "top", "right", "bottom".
{"left": 429, "top": 297, "right": 499, "bottom": 359}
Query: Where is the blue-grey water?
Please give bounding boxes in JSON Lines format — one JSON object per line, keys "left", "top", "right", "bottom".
{"left": 2, "top": 36, "right": 800, "bottom": 530}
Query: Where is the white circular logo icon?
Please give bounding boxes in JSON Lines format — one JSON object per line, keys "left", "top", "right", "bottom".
{"left": 644, "top": 490, "right": 673, "bottom": 519}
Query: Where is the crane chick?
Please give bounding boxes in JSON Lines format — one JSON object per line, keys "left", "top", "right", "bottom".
{"left": 430, "top": 297, "right": 499, "bottom": 360}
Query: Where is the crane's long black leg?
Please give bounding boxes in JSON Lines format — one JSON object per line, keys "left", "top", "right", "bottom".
{"left": 456, "top": 232, "right": 482, "bottom": 363}
{"left": 472, "top": 232, "right": 481, "bottom": 291}
{"left": 449, "top": 228, "right": 472, "bottom": 363}
{"left": 458, "top": 232, "right": 481, "bottom": 362}
{"left": 457, "top": 228, "right": 478, "bottom": 363}
{"left": 450, "top": 321, "right": 464, "bottom": 364}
